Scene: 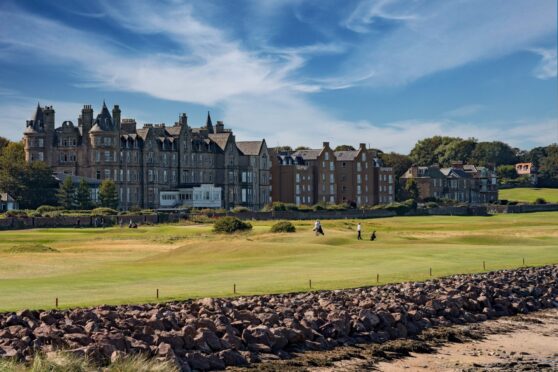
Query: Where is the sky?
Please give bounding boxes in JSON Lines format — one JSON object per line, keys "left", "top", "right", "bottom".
{"left": 0, "top": 0, "right": 556, "bottom": 153}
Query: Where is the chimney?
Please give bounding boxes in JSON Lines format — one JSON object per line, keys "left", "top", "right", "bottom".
{"left": 322, "top": 141, "right": 330, "bottom": 148}
{"left": 179, "top": 113, "right": 188, "bottom": 126}
{"left": 359, "top": 143, "right": 366, "bottom": 150}
{"left": 216, "top": 120, "right": 224, "bottom": 133}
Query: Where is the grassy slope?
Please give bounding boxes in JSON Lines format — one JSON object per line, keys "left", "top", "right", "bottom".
{"left": 0, "top": 213, "right": 557, "bottom": 312}
{"left": 499, "top": 188, "right": 558, "bottom": 203}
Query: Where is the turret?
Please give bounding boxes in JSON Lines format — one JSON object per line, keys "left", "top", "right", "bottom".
{"left": 205, "top": 111, "right": 214, "bottom": 134}
{"left": 112, "top": 105, "right": 121, "bottom": 132}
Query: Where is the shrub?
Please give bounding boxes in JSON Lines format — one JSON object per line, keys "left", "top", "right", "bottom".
{"left": 5, "top": 210, "right": 28, "bottom": 218}
{"left": 534, "top": 198, "right": 547, "bottom": 205}
{"left": 91, "top": 207, "right": 118, "bottom": 216}
{"left": 270, "top": 221, "right": 296, "bottom": 233}
{"left": 189, "top": 214, "right": 214, "bottom": 224}
{"left": 213, "top": 216, "right": 252, "bottom": 233}
{"left": 231, "top": 206, "right": 250, "bottom": 213}
{"left": 36, "top": 205, "right": 63, "bottom": 214}
{"left": 312, "top": 202, "right": 328, "bottom": 211}
{"left": 297, "top": 204, "right": 313, "bottom": 212}
{"left": 424, "top": 202, "right": 439, "bottom": 209}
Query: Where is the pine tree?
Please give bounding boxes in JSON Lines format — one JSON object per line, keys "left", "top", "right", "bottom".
{"left": 56, "top": 176, "right": 76, "bottom": 209}
{"left": 99, "top": 179, "right": 119, "bottom": 209}
{"left": 75, "top": 178, "right": 92, "bottom": 210}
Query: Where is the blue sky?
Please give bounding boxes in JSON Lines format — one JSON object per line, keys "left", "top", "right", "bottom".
{"left": 0, "top": 0, "right": 556, "bottom": 152}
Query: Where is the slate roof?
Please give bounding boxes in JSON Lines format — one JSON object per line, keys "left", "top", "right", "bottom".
{"left": 334, "top": 150, "right": 359, "bottom": 161}
{"left": 92, "top": 102, "right": 114, "bottom": 131}
{"left": 292, "top": 149, "right": 322, "bottom": 160}
{"left": 440, "top": 168, "right": 471, "bottom": 178}
{"left": 53, "top": 173, "right": 101, "bottom": 186}
{"left": 236, "top": 141, "right": 264, "bottom": 156}
{"left": 208, "top": 133, "right": 231, "bottom": 151}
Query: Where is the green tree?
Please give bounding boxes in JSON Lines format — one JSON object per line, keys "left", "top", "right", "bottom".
{"left": 56, "top": 176, "right": 76, "bottom": 209}
{"left": 0, "top": 136, "right": 10, "bottom": 151}
{"left": 334, "top": 145, "right": 356, "bottom": 151}
{"left": 274, "top": 145, "right": 293, "bottom": 153}
{"left": 470, "top": 141, "right": 517, "bottom": 167}
{"left": 99, "top": 179, "right": 118, "bottom": 209}
{"left": 294, "top": 146, "right": 310, "bottom": 151}
{"left": 379, "top": 152, "right": 413, "bottom": 179}
{"left": 496, "top": 165, "right": 518, "bottom": 179}
{"left": 75, "top": 178, "right": 93, "bottom": 210}
{"left": 538, "top": 144, "right": 558, "bottom": 180}
{"left": 410, "top": 136, "right": 461, "bottom": 165}
{"left": 404, "top": 178, "right": 419, "bottom": 200}
{"left": 435, "top": 138, "right": 477, "bottom": 167}
{"left": 0, "top": 142, "right": 57, "bottom": 209}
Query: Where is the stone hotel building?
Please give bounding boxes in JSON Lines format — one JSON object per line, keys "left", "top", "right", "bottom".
{"left": 23, "top": 102, "right": 271, "bottom": 210}
{"left": 271, "top": 142, "right": 395, "bottom": 207}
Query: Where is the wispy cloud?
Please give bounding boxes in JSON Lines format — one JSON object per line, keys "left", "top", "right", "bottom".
{"left": 337, "top": 0, "right": 557, "bottom": 88}
{"left": 444, "top": 104, "right": 485, "bottom": 118}
{"left": 343, "top": 0, "right": 419, "bottom": 33}
{"left": 531, "top": 48, "right": 557, "bottom": 79}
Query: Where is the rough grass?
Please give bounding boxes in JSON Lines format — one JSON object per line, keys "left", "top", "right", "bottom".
{"left": 0, "top": 352, "right": 178, "bottom": 372}
{"left": 499, "top": 188, "right": 558, "bottom": 203}
{"left": 3, "top": 244, "right": 59, "bottom": 254}
{"left": 0, "top": 212, "right": 557, "bottom": 312}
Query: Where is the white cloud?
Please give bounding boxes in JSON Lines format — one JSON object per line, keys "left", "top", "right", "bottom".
{"left": 531, "top": 48, "right": 557, "bottom": 79}
{"left": 223, "top": 91, "right": 557, "bottom": 153}
{"left": 337, "top": 0, "right": 557, "bottom": 88}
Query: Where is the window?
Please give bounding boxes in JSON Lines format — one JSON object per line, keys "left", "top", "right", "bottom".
{"left": 148, "top": 170, "right": 153, "bottom": 182}
{"left": 357, "top": 174, "right": 361, "bottom": 184}
{"left": 357, "top": 185, "right": 361, "bottom": 194}
{"left": 361, "top": 153, "right": 366, "bottom": 161}
{"left": 104, "top": 151, "right": 111, "bottom": 162}
{"left": 38, "top": 152, "right": 44, "bottom": 161}
{"left": 127, "top": 170, "right": 130, "bottom": 182}
{"left": 104, "top": 137, "right": 111, "bottom": 146}
{"left": 96, "top": 170, "right": 101, "bottom": 179}
{"left": 357, "top": 162, "right": 361, "bottom": 172}
{"left": 38, "top": 138, "right": 44, "bottom": 147}
{"left": 322, "top": 161, "right": 326, "bottom": 168}
{"left": 329, "top": 184, "right": 334, "bottom": 194}
{"left": 329, "top": 161, "right": 334, "bottom": 171}
{"left": 163, "top": 170, "right": 168, "bottom": 183}
{"left": 325, "top": 152, "right": 329, "bottom": 160}
{"left": 119, "top": 169, "right": 123, "bottom": 182}
{"left": 296, "top": 184, "right": 300, "bottom": 194}
{"left": 330, "top": 174, "right": 334, "bottom": 183}
{"left": 104, "top": 169, "right": 111, "bottom": 179}
{"left": 296, "top": 173, "right": 300, "bottom": 183}
{"left": 342, "top": 162, "right": 346, "bottom": 167}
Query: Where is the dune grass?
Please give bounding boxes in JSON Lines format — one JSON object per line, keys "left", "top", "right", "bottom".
{"left": 0, "top": 212, "right": 557, "bottom": 312}
{"left": 499, "top": 187, "right": 558, "bottom": 203}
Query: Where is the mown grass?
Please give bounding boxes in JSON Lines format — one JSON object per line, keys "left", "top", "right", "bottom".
{"left": 0, "top": 212, "right": 557, "bottom": 312}
{"left": 499, "top": 187, "right": 558, "bottom": 203}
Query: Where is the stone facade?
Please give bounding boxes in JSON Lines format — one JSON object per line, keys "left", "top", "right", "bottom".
{"left": 23, "top": 103, "right": 271, "bottom": 210}
{"left": 271, "top": 143, "right": 395, "bottom": 207}
{"left": 400, "top": 162, "right": 498, "bottom": 203}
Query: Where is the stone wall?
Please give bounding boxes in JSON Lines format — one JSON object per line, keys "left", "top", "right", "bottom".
{"left": 487, "top": 203, "right": 558, "bottom": 214}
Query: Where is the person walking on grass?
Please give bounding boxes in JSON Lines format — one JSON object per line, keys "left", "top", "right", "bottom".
{"left": 357, "top": 222, "right": 362, "bottom": 240}
{"left": 313, "top": 220, "right": 324, "bottom": 236}
{"left": 370, "top": 230, "right": 377, "bottom": 241}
